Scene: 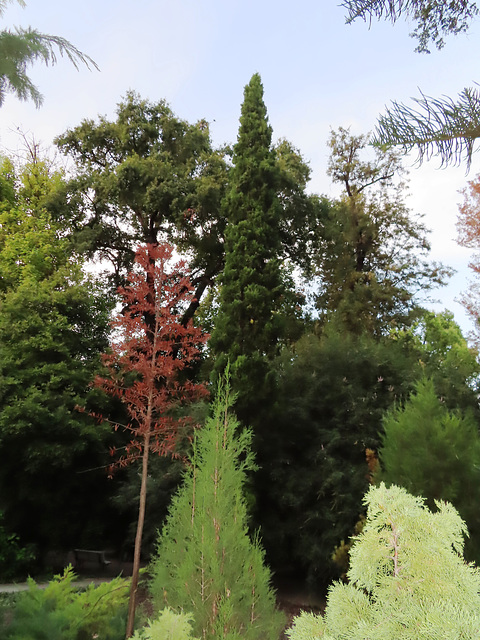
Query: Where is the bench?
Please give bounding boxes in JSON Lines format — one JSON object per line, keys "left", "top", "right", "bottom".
{"left": 73, "top": 549, "right": 111, "bottom": 570}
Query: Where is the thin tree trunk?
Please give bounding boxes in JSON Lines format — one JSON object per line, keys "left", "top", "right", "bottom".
{"left": 126, "top": 244, "right": 157, "bottom": 637}
{"left": 125, "top": 430, "right": 151, "bottom": 638}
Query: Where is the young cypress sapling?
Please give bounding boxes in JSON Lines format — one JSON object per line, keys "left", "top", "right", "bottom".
{"left": 149, "top": 372, "right": 285, "bottom": 640}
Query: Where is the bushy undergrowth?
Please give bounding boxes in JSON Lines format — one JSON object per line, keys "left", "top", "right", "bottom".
{"left": 0, "top": 511, "right": 36, "bottom": 581}
{"left": 3, "top": 565, "right": 129, "bottom": 640}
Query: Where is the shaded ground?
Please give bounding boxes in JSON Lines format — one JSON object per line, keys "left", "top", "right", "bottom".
{"left": 274, "top": 578, "right": 325, "bottom": 638}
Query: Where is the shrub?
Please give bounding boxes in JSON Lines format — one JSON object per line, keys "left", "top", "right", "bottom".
{"left": 4, "top": 565, "right": 129, "bottom": 639}
{"left": 0, "top": 511, "right": 36, "bottom": 580}
{"left": 132, "top": 608, "right": 199, "bottom": 640}
{"left": 287, "top": 483, "right": 480, "bottom": 640}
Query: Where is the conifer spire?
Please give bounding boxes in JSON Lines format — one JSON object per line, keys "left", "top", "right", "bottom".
{"left": 210, "top": 74, "right": 292, "bottom": 418}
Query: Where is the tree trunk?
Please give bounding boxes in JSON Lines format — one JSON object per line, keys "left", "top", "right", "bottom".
{"left": 125, "top": 430, "right": 151, "bottom": 638}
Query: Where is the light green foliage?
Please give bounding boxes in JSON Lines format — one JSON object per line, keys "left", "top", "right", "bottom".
{"left": 287, "top": 483, "right": 480, "bottom": 640}
{"left": 5, "top": 565, "right": 129, "bottom": 639}
{"left": 394, "top": 310, "right": 480, "bottom": 415}
{"left": 149, "top": 375, "right": 285, "bottom": 639}
{"left": 0, "top": 157, "right": 76, "bottom": 291}
{"left": 132, "top": 609, "right": 199, "bottom": 640}
{"left": 377, "top": 377, "right": 480, "bottom": 560}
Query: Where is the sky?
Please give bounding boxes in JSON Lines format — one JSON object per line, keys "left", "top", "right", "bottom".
{"left": 1, "top": 0, "right": 480, "bottom": 335}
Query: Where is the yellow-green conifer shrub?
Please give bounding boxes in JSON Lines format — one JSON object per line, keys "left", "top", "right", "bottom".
{"left": 132, "top": 609, "right": 199, "bottom": 640}
{"left": 4, "top": 566, "right": 129, "bottom": 639}
{"left": 149, "top": 374, "right": 285, "bottom": 640}
{"left": 287, "top": 483, "right": 480, "bottom": 640}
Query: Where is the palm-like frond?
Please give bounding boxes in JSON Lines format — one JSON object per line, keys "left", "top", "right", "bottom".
{"left": 0, "top": 2, "right": 98, "bottom": 107}
{"left": 0, "top": 0, "right": 26, "bottom": 17}
{"left": 372, "top": 87, "right": 480, "bottom": 168}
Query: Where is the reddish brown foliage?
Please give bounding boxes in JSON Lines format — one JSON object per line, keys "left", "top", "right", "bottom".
{"left": 458, "top": 178, "right": 480, "bottom": 257}
{"left": 95, "top": 242, "right": 209, "bottom": 637}
{"left": 96, "top": 243, "right": 209, "bottom": 474}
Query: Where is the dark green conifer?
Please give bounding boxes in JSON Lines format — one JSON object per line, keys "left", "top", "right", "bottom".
{"left": 377, "top": 377, "right": 480, "bottom": 561}
{"left": 210, "top": 73, "right": 294, "bottom": 418}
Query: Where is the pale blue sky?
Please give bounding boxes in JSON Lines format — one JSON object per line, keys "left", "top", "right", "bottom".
{"left": 2, "top": 0, "right": 479, "bottom": 334}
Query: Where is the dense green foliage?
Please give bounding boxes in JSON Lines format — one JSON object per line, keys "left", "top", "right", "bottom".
{"left": 393, "top": 310, "right": 480, "bottom": 416}
{"left": 210, "top": 73, "right": 299, "bottom": 422}
{"left": 254, "top": 328, "right": 417, "bottom": 584}
{"left": 0, "top": 158, "right": 116, "bottom": 553}
{"left": 377, "top": 377, "right": 480, "bottom": 560}
{"left": 111, "top": 454, "right": 186, "bottom": 559}
{"left": 3, "top": 566, "right": 129, "bottom": 639}
{"left": 287, "top": 483, "right": 480, "bottom": 640}
{"left": 149, "top": 375, "right": 285, "bottom": 640}
{"left": 252, "top": 306, "right": 480, "bottom": 586}
{"left": 55, "top": 92, "right": 227, "bottom": 305}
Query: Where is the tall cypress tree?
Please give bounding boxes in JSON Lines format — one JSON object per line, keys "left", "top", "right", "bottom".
{"left": 210, "top": 73, "right": 293, "bottom": 419}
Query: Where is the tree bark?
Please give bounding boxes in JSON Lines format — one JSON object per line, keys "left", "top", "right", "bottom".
{"left": 125, "top": 429, "right": 151, "bottom": 638}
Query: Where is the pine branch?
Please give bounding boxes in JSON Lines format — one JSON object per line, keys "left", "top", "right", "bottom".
{"left": 342, "top": 0, "right": 479, "bottom": 52}
{"left": 14, "top": 28, "right": 99, "bottom": 70}
{"left": 372, "top": 86, "right": 480, "bottom": 168}
{"left": 343, "top": 0, "right": 416, "bottom": 23}
{"left": 0, "top": 25, "right": 99, "bottom": 107}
